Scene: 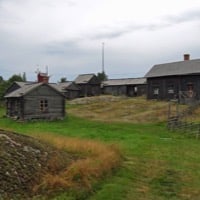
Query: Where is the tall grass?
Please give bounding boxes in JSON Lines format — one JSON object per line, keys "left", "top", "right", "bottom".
{"left": 32, "top": 134, "right": 122, "bottom": 196}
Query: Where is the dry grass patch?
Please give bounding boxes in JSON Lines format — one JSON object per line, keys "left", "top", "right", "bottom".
{"left": 67, "top": 96, "right": 187, "bottom": 123}
{"left": 32, "top": 134, "right": 122, "bottom": 195}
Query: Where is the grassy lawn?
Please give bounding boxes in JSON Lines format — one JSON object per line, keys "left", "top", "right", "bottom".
{"left": 0, "top": 97, "right": 200, "bottom": 199}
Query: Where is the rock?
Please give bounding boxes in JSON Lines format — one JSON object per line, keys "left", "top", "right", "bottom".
{"left": 0, "top": 130, "right": 54, "bottom": 199}
{"left": 0, "top": 129, "right": 75, "bottom": 199}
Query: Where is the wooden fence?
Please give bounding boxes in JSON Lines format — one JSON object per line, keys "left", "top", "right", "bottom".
{"left": 167, "top": 116, "right": 200, "bottom": 139}
{"left": 167, "top": 99, "right": 200, "bottom": 139}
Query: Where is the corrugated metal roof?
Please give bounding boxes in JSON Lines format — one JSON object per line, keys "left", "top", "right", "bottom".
{"left": 145, "top": 59, "right": 200, "bottom": 78}
{"left": 74, "top": 74, "right": 96, "bottom": 84}
{"left": 102, "top": 78, "right": 146, "bottom": 86}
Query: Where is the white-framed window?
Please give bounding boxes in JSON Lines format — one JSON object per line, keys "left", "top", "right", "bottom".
{"left": 153, "top": 88, "right": 159, "bottom": 95}
{"left": 168, "top": 85, "right": 174, "bottom": 94}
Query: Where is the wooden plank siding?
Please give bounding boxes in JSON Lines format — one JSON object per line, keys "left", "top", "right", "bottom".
{"left": 145, "top": 57, "right": 200, "bottom": 101}
{"left": 147, "top": 75, "right": 200, "bottom": 101}
{"left": 102, "top": 78, "right": 147, "bottom": 97}
{"left": 74, "top": 74, "right": 101, "bottom": 97}
{"left": 23, "top": 96, "right": 65, "bottom": 120}
{"left": 4, "top": 83, "right": 65, "bottom": 121}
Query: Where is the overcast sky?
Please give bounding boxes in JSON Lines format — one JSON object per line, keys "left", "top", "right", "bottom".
{"left": 0, "top": 0, "right": 200, "bottom": 82}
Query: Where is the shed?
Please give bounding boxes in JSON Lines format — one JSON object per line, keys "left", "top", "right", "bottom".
{"left": 102, "top": 78, "right": 147, "bottom": 96}
{"left": 74, "top": 74, "right": 101, "bottom": 97}
{"left": 52, "top": 82, "right": 80, "bottom": 99}
{"left": 4, "top": 82, "right": 65, "bottom": 120}
{"left": 145, "top": 54, "right": 200, "bottom": 102}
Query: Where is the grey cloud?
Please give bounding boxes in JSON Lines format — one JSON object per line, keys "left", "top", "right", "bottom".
{"left": 66, "top": 0, "right": 77, "bottom": 7}
{"left": 92, "top": 8, "right": 200, "bottom": 40}
{"left": 91, "top": 23, "right": 168, "bottom": 39}
{"left": 93, "top": 29, "right": 131, "bottom": 39}
{"left": 43, "top": 41, "right": 82, "bottom": 56}
{"left": 165, "top": 9, "right": 200, "bottom": 24}
{"left": 0, "top": 0, "right": 22, "bottom": 25}
{"left": 41, "top": 0, "right": 77, "bottom": 8}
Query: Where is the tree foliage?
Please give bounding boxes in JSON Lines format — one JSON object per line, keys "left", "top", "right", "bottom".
{"left": 60, "top": 77, "right": 67, "bottom": 83}
{"left": 0, "top": 73, "right": 26, "bottom": 101}
{"left": 97, "top": 71, "right": 108, "bottom": 82}
{"left": 8, "top": 74, "right": 23, "bottom": 83}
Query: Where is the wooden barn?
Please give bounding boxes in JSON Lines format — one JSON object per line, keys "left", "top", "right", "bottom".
{"left": 145, "top": 54, "right": 200, "bottom": 103}
{"left": 102, "top": 78, "right": 147, "bottom": 97}
{"left": 52, "top": 81, "right": 80, "bottom": 99}
{"left": 74, "top": 74, "right": 101, "bottom": 97}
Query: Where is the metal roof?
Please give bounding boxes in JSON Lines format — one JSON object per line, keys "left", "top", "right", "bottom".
{"left": 102, "top": 78, "right": 146, "bottom": 86}
{"left": 74, "top": 74, "right": 96, "bottom": 84}
{"left": 145, "top": 59, "right": 200, "bottom": 78}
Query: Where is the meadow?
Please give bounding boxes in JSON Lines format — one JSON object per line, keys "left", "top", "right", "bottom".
{"left": 1, "top": 96, "right": 200, "bottom": 199}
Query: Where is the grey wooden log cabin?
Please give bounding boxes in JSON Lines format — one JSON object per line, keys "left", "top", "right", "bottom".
{"left": 4, "top": 82, "right": 65, "bottom": 120}
{"left": 145, "top": 54, "right": 200, "bottom": 103}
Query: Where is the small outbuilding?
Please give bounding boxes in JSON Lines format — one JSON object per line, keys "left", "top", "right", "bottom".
{"left": 52, "top": 81, "right": 80, "bottom": 99}
{"left": 145, "top": 54, "right": 200, "bottom": 103}
{"left": 74, "top": 73, "right": 101, "bottom": 97}
{"left": 102, "top": 78, "right": 147, "bottom": 97}
{"left": 4, "top": 73, "right": 66, "bottom": 120}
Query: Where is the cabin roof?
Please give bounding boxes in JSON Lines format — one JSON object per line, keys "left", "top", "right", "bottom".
{"left": 15, "top": 81, "right": 28, "bottom": 87}
{"left": 145, "top": 59, "right": 200, "bottom": 78}
{"left": 4, "top": 82, "right": 64, "bottom": 98}
{"left": 102, "top": 78, "right": 146, "bottom": 86}
{"left": 4, "top": 81, "right": 34, "bottom": 95}
{"left": 4, "top": 83, "right": 42, "bottom": 98}
{"left": 51, "top": 82, "right": 80, "bottom": 92}
{"left": 74, "top": 73, "right": 96, "bottom": 84}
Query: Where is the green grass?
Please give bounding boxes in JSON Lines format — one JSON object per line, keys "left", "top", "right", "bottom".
{"left": 1, "top": 104, "right": 200, "bottom": 199}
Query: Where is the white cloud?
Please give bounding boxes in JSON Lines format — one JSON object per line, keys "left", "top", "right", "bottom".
{"left": 0, "top": 0, "right": 200, "bottom": 82}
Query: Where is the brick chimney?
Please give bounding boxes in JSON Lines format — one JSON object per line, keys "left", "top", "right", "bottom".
{"left": 37, "top": 72, "right": 49, "bottom": 83}
{"left": 184, "top": 54, "right": 190, "bottom": 61}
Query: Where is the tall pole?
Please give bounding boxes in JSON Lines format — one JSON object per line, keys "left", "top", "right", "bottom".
{"left": 102, "top": 42, "right": 105, "bottom": 73}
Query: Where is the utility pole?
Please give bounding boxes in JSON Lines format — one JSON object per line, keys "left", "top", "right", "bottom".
{"left": 102, "top": 42, "right": 105, "bottom": 73}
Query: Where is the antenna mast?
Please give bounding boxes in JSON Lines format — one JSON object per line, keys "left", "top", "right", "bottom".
{"left": 46, "top": 65, "right": 48, "bottom": 74}
{"left": 102, "top": 42, "right": 105, "bottom": 73}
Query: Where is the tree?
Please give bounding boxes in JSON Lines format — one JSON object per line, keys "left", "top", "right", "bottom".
{"left": 60, "top": 77, "right": 67, "bottom": 83}
{"left": 22, "top": 72, "right": 27, "bottom": 82}
{"left": 97, "top": 71, "right": 108, "bottom": 82}
{"left": 0, "top": 79, "right": 6, "bottom": 101}
{"left": 0, "top": 74, "right": 26, "bottom": 101}
{"left": 8, "top": 74, "right": 24, "bottom": 84}
{"left": 0, "top": 76, "right": 3, "bottom": 83}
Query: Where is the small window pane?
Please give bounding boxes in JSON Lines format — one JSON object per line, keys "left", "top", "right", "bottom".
{"left": 40, "top": 99, "right": 48, "bottom": 112}
{"left": 153, "top": 88, "right": 159, "bottom": 95}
